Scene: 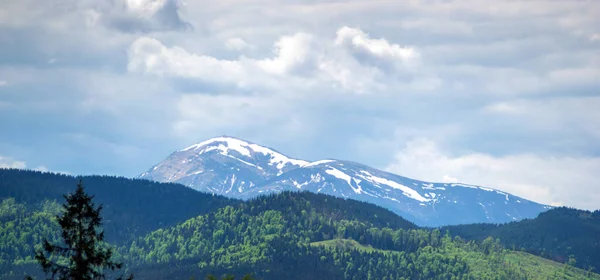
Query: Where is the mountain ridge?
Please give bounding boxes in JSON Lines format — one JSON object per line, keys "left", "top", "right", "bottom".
{"left": 139, "top": 136, "right": 552, "bottom": 226}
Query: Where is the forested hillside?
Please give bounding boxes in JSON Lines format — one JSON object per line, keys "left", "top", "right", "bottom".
{"left": 443, "top": 207, "right": 600, "bottom": 272}
{"left": 1, "top": 169, "right": 599, "bottom": 279}
{"left": 0, "top": 169, "right": 238, "bottom": 244}
{"left": 122, "top": 192, "right": 598, "bottom": 279}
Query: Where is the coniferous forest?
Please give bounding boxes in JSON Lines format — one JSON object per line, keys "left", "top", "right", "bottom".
{"left": 1, "top": 169, "right": 600, "bottom": 280}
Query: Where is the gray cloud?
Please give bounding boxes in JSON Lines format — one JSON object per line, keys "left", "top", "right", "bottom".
{"left": 0, "top": 0, "right": 599, "bottom": 210}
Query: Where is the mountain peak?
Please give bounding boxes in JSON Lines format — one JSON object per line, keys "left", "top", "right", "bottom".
{"left": 180, "top": 136, "right": 249, "bottom": 152}
{"left": 180, "top": 136, "right": 309, "bottom": 168}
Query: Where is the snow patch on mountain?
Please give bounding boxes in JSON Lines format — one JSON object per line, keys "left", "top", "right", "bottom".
{"left": 450, "top": 183, "right": 478, "bottom": 189}
{"left": 325, "top": 168, "right": 352, "bottom": 186}
{"left": 422, "top": 183, "right": 446, "bottom": 191}
{"left": 303, "top": 159, "right": 336, "bottom": 167}
{"left": 451, "top": 183, "right": 504, "bottom": 193}
{"left": 358, "top": 170, "right": 430, "bottom": 202}
{"left": 222, "top": 153, "right": 263, "bottom": 170}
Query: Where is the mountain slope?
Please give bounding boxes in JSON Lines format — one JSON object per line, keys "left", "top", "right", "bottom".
{"left": 139, "top": 136, "right": 551, "bottom": 226}
{"left": 0, "top": 168, "right": 238, "bottom": 245}
{"left": 121, "top": 192, "right": 599, "bottom": 279}
{"left": 245, "top": 159, "right": 549, "bottom": 226}
{"left": 443, "top": 207, "right": 600, "bottom": 272}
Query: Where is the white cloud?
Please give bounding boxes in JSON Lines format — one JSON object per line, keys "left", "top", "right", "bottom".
{"left": 257, "top": 32, "right": 316, "bottom": 75}
{"left": 34, "top": 165, "right": 49, "bottom": 172}
{"left": 335, "top": 26, "right": 419, "bottom": 65}
{"left": 127, "top": 26, "right": 424, "bottom": 94}
{"left": 128, "top": 37, "right": 247, "bottom": 84}
{"left": 0, "top": 156, "right": 27, "bottom": 169}
{"left": 128, "top": 34, "right": 323, "bottom": 90}
{"left": 109, "top": 0, "right": 191, "bottom": 31}
{"left": 123, "top": 0, "right": 168, "bottom": 18}
{"left": 225, "top": 37, "right": 252, "bottom": 51}
{"left": 0, "top": 156, "right": 52, "bottom": 172}
{"left": 385, "top": 138, "right": 600, "bottom": 210}
{"left": 0, "top": 80, "right": 6, "bottom": 86}
{"left": 442, "top": 175, "right": 459, "bottom": 183}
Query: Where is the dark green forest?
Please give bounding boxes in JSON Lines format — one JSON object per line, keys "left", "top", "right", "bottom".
{"left": 0, "top": 169, "right": 238, "bottom": 244}
{"left": 442, "top": 207, "right": 600, "bottom": 272}
{"left": 1, "top": 169, "right": 599, "bottom": 279}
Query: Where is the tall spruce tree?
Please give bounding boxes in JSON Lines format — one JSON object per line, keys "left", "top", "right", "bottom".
{"left": 32, "top": 180, "right": 132, "bottom": 280}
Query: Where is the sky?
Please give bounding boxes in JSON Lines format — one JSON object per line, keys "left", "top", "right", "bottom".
{"left": 0, "top": 0, "right": 599, "bottom": 210}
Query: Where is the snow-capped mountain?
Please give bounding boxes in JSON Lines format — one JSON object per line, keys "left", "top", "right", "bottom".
{"left": 139, "top": 136, "right": 307, "bottom": 195}
{"left": 139, "top": 136, "right": 551, "bottom": 226}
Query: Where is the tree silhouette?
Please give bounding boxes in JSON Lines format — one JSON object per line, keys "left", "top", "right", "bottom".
{"left": 32, "top": 180, "right": 132, "bottom": 280}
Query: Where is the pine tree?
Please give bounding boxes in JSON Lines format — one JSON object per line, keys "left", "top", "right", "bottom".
{"left": 32, "top": 180, "right": 132, "bottom": 280}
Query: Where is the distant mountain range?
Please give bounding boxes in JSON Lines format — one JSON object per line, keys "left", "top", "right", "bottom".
{"left": 139, "top": 136, "right": 552, "bottom": 226}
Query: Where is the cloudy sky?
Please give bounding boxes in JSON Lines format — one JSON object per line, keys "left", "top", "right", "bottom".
{"left": 1, "top": 0, "right": 599, "bottom": 210}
